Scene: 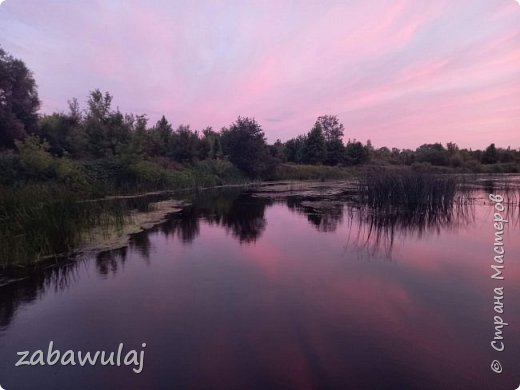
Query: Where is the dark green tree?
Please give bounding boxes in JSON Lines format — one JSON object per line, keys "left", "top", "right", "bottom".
{"left": 324, "top": 138, "right": 345, "bottom": 165}
{"left": 123, "top": 114, "right": 149, "bottom": 158}
{"left": 302, "top": 123, "right": 326, "bottom": 164}
{"left": 35, "top": 98, "right": 84, "bottom": 157}
{"left": 0, "top": 47, "right": 40, "bottom": 148}
{"left": 482, "top": 143, "right": 498, "bottom": 164}
{"left": 220, "top": 116, "right": 268, "bottom": 177}
{"left": 169, "top": 125, "right": 200, "bottom": 163}
{"left": 315, "top": 115, "right": 345, "bottom": 165}
{"left": 316, "top": 115, "right": 344, "bottom": 142}
{"left": 269, "top": 139, "right": 286, "bottom": 162}
{"left": 149, "top": 115, "right": 173, "bottom": 157}
{"left": 200, "top": 127, "right": 223, "bottom": 160}
{"left": 83, "top": 90, "right": 132, "bottom": 157}
{"left": 345, "top": 141, "right": 369, "bottom": 165}
{"left": 37, "top": 113, "right": 77, "bottom": 157}
{"left": 415, "top": 143, "right": 449, "bottom": 166}
{"left": 284, "top": 135, "right": 306, "bottom": 163}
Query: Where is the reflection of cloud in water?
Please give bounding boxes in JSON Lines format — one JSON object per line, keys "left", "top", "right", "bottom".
{"left": 1, "top": 179, "right": 519, "bottom": 332}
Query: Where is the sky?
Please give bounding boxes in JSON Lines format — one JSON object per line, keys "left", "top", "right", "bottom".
{"left": 0, "top": 0, "right": 519, "bottom": 149}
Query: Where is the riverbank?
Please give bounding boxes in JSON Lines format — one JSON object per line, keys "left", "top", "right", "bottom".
{"left": 2, "top": 165, "right": 519, "bottom": 269}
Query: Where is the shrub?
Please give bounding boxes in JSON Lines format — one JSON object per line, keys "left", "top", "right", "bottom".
{"left": 15, "top": 136, "right": 54, "bottom": 179}
{"left": 0, "top": 150, "right": 23, "bottom": 185}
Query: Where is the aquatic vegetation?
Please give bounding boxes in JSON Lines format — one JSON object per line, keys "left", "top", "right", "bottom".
{"left": 0, "top": 185, "right": 131, "bottom": 267}
{"left": 358, "top": 172, "right": 457, "bottom": 212}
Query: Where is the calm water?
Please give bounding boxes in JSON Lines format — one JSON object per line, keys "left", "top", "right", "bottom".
{"left": 1, "top": 177, "right": 519, "bottom": 389}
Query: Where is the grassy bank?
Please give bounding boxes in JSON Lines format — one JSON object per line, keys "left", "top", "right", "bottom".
{"left": 4, "top": 156, "right": 506, "bottom": 268}
{"left": 0, "top": 156, "right": 252, "bottom": 267}
{"left": 271, "top": 163, "right": 354, "bottom": 181}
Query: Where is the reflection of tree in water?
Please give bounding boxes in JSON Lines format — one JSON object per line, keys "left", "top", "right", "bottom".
{"left": 158, "top": 207, "right": 200, "bottom": 244}
{"left": 151, "top": 189, "right": 271, "bottom": 244}
{"left": 220, "top": 197, "right": 270, "bottom": 242}
{"left": 3, "top": 180, "right": 518, "bottom": 331}
{"left": 286, "top": 196, "right": 344, "bottom": 232}
{"left": 96, "top": 247, "right": 128, "bottom": 276}
{"left": 0, "top": 259, "right": 82, "bottom": 330}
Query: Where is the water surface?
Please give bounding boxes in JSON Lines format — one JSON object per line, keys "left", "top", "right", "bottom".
{"left": 1, "top": 177, "right": 519, "bottom": 389}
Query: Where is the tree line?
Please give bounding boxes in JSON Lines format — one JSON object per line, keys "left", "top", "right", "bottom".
{"left": 1, "top": 45, "right": 519, "bottom": 191}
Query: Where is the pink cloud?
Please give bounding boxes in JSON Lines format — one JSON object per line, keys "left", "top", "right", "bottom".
{"left": 1, "top": 0, "right": 519, "bottom": 148}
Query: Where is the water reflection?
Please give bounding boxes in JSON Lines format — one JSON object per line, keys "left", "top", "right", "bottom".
{"left": 286, "top": 197, "right": 344, "bottom": 232}
{"left": 96, "top": 247, "right": 128, "bottom": 276}
{"left": 1, "top": 178, "right": 520, "bottom": 389}
{"left": 0, "top": 260, "right": 82, "bottom": 330}
{"left": 346, "top": 200, "right": 476, "bottom": 257}
{"left": 148, "top": 189, "right": 273, "bottom": 245}
{"left": 0, "top": 178, "right": 518, "bottom": 341}
{"left": 0, "top": 180, "right": 520, "bottom": 342}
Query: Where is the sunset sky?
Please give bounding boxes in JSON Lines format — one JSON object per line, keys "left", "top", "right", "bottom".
{"left": 0, "top": 0, "right": 519, "bottom": 149}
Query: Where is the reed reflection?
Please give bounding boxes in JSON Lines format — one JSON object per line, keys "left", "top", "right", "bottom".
{"left": 1, "top": 178, "right": 518, "bottom": 333}
{"left": 346, "top": 200, "right": 476, "bottom": 257}
{"left": 0, "top": 260, "right": 82, "bottom": 330}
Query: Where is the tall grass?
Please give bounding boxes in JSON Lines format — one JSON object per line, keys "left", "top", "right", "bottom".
{"left": 272, "top": 163, "right": 353, "bottom": 181}
{"left": 358, "top": 173, "right": 457, "bottom": 212}
{"left": 0, "top": 185, "right": 129, "bottom": 267}
{"left": 0, "top": 158, "right": 249, "bottom": 268}
{"left": 352, "top": 173, "right": 465, "bottom": 256}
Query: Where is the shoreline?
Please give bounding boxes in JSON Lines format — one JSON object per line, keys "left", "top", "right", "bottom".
{"left": 0, "top": 179, "right": 347, "bottom": 278}
{"left": 1, "top": 173, "right": 518, "bottom": 278}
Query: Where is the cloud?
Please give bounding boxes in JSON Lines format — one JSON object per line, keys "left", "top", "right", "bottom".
{"left": 0, "top": 0, "right": 519, "bottom": 148}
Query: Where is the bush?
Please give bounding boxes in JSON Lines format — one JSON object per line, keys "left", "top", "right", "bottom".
{"left": 53, "top": 158, "right": 89, "bottom": 190}
{"left": 271, "top": 163, "right": 352, "bottom": 181}
{"left": 193, "top": 159, "right": 245, "bottom": 186}
{"left": 0, "top": 150, "right": 23, "bottom": 186}
{"left": 15, "top": 136, "right": 55, "bottom": 179}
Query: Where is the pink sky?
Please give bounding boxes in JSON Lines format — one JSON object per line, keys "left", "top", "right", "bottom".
{"left": 0, "top": 0, "right": 519, "bottom": 149}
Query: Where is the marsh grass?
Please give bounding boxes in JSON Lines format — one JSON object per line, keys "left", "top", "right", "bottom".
{"left": 0, "top": 185, "right": 132, "bottom": 267}
{"left": 350, "top": 173, "right": 461, "bottom": 256}
{"left": 272, "top": 163, "right": 353, "bottom": 181}
{"left": 358, "top": 173, "right": 457, "bottom": 212}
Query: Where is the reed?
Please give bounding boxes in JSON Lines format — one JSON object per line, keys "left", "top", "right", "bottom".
{"left": 358, "top": 172, "right": 457, "bottom": 212}
{"left": 0, "top": 185, "right": 129, "bottom": 267}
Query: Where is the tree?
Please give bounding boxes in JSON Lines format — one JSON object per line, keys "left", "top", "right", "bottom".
{"left": 482, "top": 143, "right": 498, "bottom": 164}
{"left": 324, "top": 138, "right": 345, "bottom": 165}
{"left": 284, "top": 135, "right": 306, "bottom": 163}
{"left": 149, "top": 115, "right": 173, "bottom": 157}
{"left": 269, "top": 139, "right": 286, "bottom": 162}
{"left": 302, "top": 123, "right": 326, "bottom": 164}
{"left": 37, "top": 113, "right": 78, "bottom": 157}
{"left": 345, "top": 141, "right": 369, "bottom": 165}
{"left": 83, "top": 90, "right": 132, "bottom": 157}
{"left": 315, "top": 115, "right": 344, "bottom": 142}
{"left": 83, "top": 90, "right": 112, "bottom": 157}
{"left": 201, "top": 127, "right": 222, "bottom": 160}
{"left": 36, "top": 98, "right": 87, "bottom": 158}
{"left": 415, "top": 143, "right": 449, "bottom": 166}
{"left": 220, "top": 116, "right": 268, "bottom": 178}
{"left": 123, "top": 114, "right": 149, "bottom": 159}
{"left": 169, "top": 125, "right": 200, "bottom": 163}
{"left": 0, "top": 46, "right": 40, "bottom": 148}
{"left": 315, "top": 115, "right": 345, "bottom": 165}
